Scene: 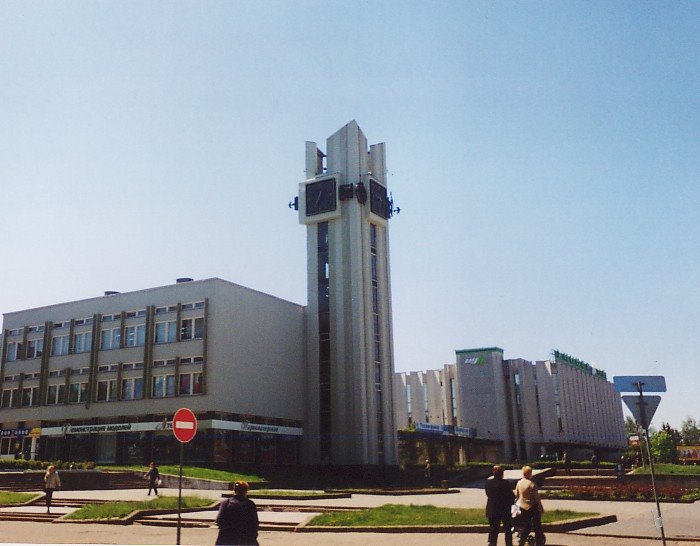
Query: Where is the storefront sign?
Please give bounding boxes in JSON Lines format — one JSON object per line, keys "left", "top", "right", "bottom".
{"left": 0, "top": 428, "right": 30, "bottom": 437}
{"left": 416, "top": 422, "right": 450, "bottom": 435}
{"left": 39, "top": 419, "right": 303, "bottom": 437}
{"left": 455, "top": 426, "right": 477, "bottom": 438}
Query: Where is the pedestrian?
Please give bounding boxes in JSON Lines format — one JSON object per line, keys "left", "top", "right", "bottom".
{"left": 424, "top": 458, "right": 432, "bottom": 487}
{"left": 144, "top": 462, "right": 160, "bottom": 496}
{"left": 562, "top": 450, "right": 571, "bottom": 475}
{"left": 616, "top": 455, "right": 625, "bottom": 481}
{"left": 485, "top": 465, "right": 515, "bottom": 546}
{"left": 591, "top": 452, "right": 599, "bottom": 475}
{"left": 514, "top": 465, "right": 545, "bottom": 546}
{"left": 43, "top": 465, "right": 61, "bottom": 514}
{"left": 215, "top": 481, "right": 259, "bottom": 546}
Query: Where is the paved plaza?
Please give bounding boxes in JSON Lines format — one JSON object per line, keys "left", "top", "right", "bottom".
{"left": 0, "top": 486, "right": 697, "bottom": 545}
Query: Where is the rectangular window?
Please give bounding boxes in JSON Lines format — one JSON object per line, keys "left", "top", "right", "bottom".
{"left": 22, "top": 387, "right": 39, "bottom": 407}
{"left": 151, "top": 375, "right": 176, "bottom": 398}
{"left": 47, "top": 384, "right": 66, "bottom": 405}
{"left": 100, "top": 328, "right": 120, "bottom": 350}
{"left": 73, "top": 331, "right": 93, "bottom": 354}
{"left": 180, "top": 317, "right": 204, "bottom": 340}
{"left": 25, "top": 339, "right": 44, "bottom": 359}
{"left": 154, "top": 321, "right": 177, "bottom": 344}
{"left": 5, "top": 342, "right": 20, "bottom": 361}
{"left": 125, "top": 325, "right": 145, "bottom": 347}
{"left": 1, "top": 389, "right": 17, "bottom": 408}
{"left": 68, "top": 382, "right": 88, "bottom": 403}
{"left": 97, "top": 380, "right": 117, "bottom": 402}
{"left": 51, "top": 335, "right": 70, "bottom": 356}
{"left": 179, "top": 372, "right": 203, "bottom": 395}
{"left": 121, "top": 377, "right": 143, "bottom": 400}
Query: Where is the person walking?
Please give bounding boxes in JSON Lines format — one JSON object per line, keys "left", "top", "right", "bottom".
{"left": 43, "top": 465, "right": 61, "bottom": 514}
{"left": 485, "top": 465, "right": 515, "bottom": 546}
{"left": 514, "top": 465, "right": 545, "bottom": 546}
{"left": 215, "top": 481, "right": 259, "bottom": 545}
{"left": 144, "top": 462, "right": 160, "bottom": 496}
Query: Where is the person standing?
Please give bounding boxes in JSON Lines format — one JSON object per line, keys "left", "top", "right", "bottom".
{"left": 144, "top": 462, "right": 160, "bottom": 496}
{"left": 215, "top": 481, "right": 259, "bottom": 546}
{"left": 591, "top": 453, "right": 600, "bottom": 475}
{"left": 514, "top": 465, "right": 545, "bottom": 546}
{"left": 43, "top": 465, "right": 61, "bottom": 514}
{"left": 562, "top": 450, "right": 571, "bottom": 475}
{"left": 485, "top": 465, "right": 515, "bottom": 546}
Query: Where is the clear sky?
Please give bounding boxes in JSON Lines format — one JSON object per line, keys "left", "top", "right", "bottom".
{"left": 1, "top": 2, "right": 697, "bottom": 430}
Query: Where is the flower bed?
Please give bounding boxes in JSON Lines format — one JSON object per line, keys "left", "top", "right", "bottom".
{"left": 541, "top": 483, "right": 700, "bottom": 502}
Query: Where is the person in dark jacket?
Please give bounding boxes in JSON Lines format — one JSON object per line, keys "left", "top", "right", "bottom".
{"left": 215, "top": 481, "right": 259, "bottom": 546}
{"left": 144, "top": 462, "right": 160, "bottom": 496}
{"left": 485, "top": 465, "right": 515, "bottom": 546}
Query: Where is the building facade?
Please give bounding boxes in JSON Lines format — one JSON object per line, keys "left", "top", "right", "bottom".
{"left": 298, "top": 121, "right": 398, "bottom": 465}
{"left": 0, "top": 278, "right": 305, "bottom": 464}
{"left": 395, "top": 347, "right": 626, "bottom": 464}
{"left": 0, "top": 121, "right": 399, "bottom": 467}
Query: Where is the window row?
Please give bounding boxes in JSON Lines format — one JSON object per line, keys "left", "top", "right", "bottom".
{"left": 4, "top": 318, "right": 204, "bottom": 361}
{"left": 1, "top": 372, "right": 203, "bottom": 409}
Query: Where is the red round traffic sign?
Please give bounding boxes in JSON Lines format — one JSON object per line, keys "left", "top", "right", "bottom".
{"left": 172, "top": 407, "right": 197, "bottom": 443}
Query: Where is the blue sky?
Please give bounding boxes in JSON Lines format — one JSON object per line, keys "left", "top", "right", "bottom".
{"left": 1, "top": 2, "right": 697, "bottom": 429}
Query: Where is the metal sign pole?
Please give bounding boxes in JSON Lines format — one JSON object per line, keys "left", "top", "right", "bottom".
{"left": 636, "top": 382, "right": 666, "bottom": 546}
{"left": 177, "top": 441, "right": 183, "bottom": 545}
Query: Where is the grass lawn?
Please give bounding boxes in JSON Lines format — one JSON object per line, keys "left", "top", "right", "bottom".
{"left": 249, "top": 489, "right": 328, "bottom": 497}
{"left": 97, "top": 465, "right": 264, "bottom": 483}
{"left": 308, "top": 505, "right": 596, "bottom": 527}
{"left": 0, "top": 491, "right": 36, "bottom": 505}
{"left": 64, "top": 495, "right": 214, "bottom": 520}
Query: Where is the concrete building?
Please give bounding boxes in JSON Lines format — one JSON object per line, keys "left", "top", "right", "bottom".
{"left": 395, "top": 347, "right": 626, "bottom": 464}
{"left": 0, "top": 121, "right": 399, "bottom": 466}
{"left": 298, "top": 121, "right": 398, "bottom": 465}
{"left": 0, "top": 278, "right": 305, "bottom": 464}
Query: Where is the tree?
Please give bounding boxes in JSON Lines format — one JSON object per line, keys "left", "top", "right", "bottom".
{"left": 680, "top": 417, "right": 700, "bottom": 445}
{"left": 650, "top": 430, "right": 678, "bottom": 463}
{"left": 661, "top": 422, "right": 682, "bottom": 445}
{"left": 624, "top": 416, "right": 638, "bottom": 436}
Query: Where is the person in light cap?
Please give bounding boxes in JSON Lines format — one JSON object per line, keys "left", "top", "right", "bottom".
{"left": 215, "top": 480, "right": 259, "bottom": 545}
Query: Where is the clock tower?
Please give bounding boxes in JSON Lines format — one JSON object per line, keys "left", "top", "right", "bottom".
{"left": 298, "top": 121, "right": 398, "bottom": 465}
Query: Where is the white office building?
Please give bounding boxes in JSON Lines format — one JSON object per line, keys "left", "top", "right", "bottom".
{"left": 395, "top": 347, "right": 627, "bottom": 463}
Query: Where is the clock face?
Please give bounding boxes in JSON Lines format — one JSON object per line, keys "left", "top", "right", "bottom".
{"left": 370, "top": 179, "right": 389, "bottom": 219}
{"left": 305, "top": 178, "right": 337, "bottom": 216}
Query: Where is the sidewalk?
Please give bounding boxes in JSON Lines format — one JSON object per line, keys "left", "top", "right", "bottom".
{"left": 7, "top": 486, "right": 699, "bottom": 543}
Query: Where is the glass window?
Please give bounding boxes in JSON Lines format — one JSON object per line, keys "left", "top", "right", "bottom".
{"left": 152, "top": 376, "right": 165, "bottom": 398}
{"left": 155, "top": 321, "right": 176, "bottom": 344}
{"left": 51, "top": 335, "right": 70, "bottom": 356}
{"left": 97, "top": 380, "right": 117, "bottom": 402}
{"left": 68, "top": 383, "right": 83, "bottom": 403}
{"left": 26, "top": 339, "right": 44, "bottom": 359}
{"left": 180, "top": 317, "right": 204, "bottom": 340}
{"left": 178, "top": 372, "right": 203, "bottom": 395}
{"left": 6, "top": 342, "right": 19, "bottom": 361}
{"left": 100, "top": 328, "right": 120, "bottom": 350}
{"left": 73, "top": 332, "right": 92, "bottom": 354}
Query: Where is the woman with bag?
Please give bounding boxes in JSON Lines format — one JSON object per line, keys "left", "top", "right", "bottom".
{"left": 43, "top": 465, "right": 61, "bottom": 514}
{"left": 144, "top": 462, "right": 160, "bottom": 496}
{"left": 514, "top": 465, "right": 545, "bottom": 546}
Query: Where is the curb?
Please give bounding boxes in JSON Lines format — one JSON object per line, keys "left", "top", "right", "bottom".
{"left": 296, "top": 514, "right": 618, "bottom": 533}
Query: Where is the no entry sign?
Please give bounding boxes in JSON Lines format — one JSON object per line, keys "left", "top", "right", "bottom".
{"left": 172, "top": 408, "right": 197, "bottom": 443}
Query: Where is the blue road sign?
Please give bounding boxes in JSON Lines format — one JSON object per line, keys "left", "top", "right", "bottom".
{"left": 622, "top": 395, "right": 662, "bottom": 430}
{"left": 613, "top": 375, "right": 666, "bottom": 393}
